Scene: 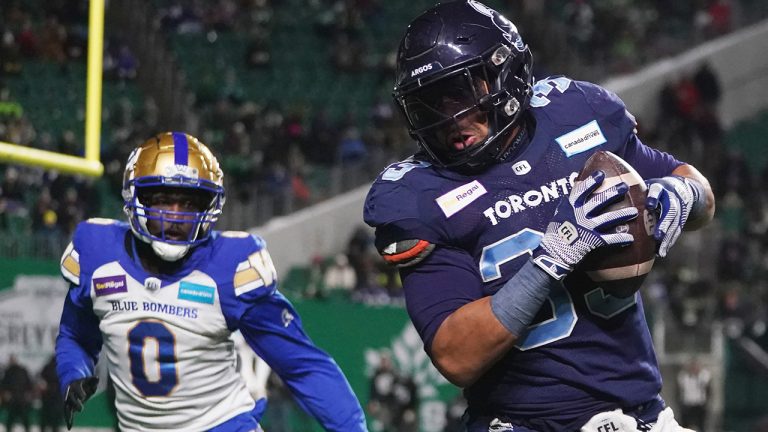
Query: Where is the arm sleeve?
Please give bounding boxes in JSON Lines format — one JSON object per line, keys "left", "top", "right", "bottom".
{"left": 237, "top": 292, "right": 367, "bottom": 432}
{"left": 399, "top": 245, "right": 485, "bottom": 353}
{"left": 55, "top": 283, "right": 103, "bottom": 395}
{"left": 621, "top": 134, "right": 685, "bottom": 179}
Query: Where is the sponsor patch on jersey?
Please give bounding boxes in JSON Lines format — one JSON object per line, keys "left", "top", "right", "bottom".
{"left": 436, "top": 180, "right": 487, "bottom": 218}
{"left": 178, "top": 281, "right": 216, "bottom": 304}
{"left": 93, "top": 275, "right": 127, "bottom": 296}
{"left": 555, "top": 120, "right": 606, "bottom": 157}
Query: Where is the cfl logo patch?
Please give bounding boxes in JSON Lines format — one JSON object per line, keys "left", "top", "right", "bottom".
{"left": 557, "top": 221, "right": 578, "bottom": 244}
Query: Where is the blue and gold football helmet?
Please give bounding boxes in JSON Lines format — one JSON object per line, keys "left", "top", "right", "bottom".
{"left": 122, "top": 132, "right": 225, "bottom": 261}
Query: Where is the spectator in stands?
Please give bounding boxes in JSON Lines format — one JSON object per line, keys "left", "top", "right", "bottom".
{"left": 16, "top": 18, "right": 39, "bottom": 58}
{"left": 346, "top": 225, "right": 376, "bottom": 287}
{"left": 368, "top": 352, "right": 419, "bottom": 432}
{"left": 32, "top": 187, "right": 60, "bottom": 234}
{"left": 444, "top": 394, "right": 468, "bottom": 432}
{"left": 338, "top": 126, "right": 368, "bottom": 164}
{"left": 39, "top": 15, "right": 68, "bottom": 64}
{"left": 305, "top": 108, "right": 339, "bottom": 166}
{"left": 116, "top": 45, "right": 139, "bottom": 81}
{"left": 676, "top": 357, "right": 711, "bottom": 431}
{"left": 718, "top": 282, "right": 751, "bottom": 337}
{"left": 304, "top": 255, "right": 328, "bottom": 299}
{"left": 368, "top": 353, "right": 399, "bottom": 431}
{"left": 1, "top": 354, "right": 34, "bottom": 432}
{"left": 563, "top": 0, "right": 595, "bottom": 59}
{"left": 39, "top": 355, "right": 64, "bottom": 432}
{"left": 158, "top": 3, "right": 203, "bottom": 34}
{"left": 245, "top": 36, "right": 271, "bottom": 69}
{"left": 324, "top": 253, "right": 357, "bottom": 297}
{"left": 264, "top": 371, "right": 311, "bottom": 431}
{"left": 693, "top": 62, "right": 722, "bottom": 110}
{"left": 56, "top": 186, "right": 84, "bottom": 235}
{"left": 0, "top": 166, "right": 28, "bottom": 229}
{"left": 392, "top": 373, "right": 418, "bottom": 432}
{"left": 704, "top": 0, "right": 734, "bottom": 37}
{"left": 1, "top": 29, "right": 23, "bottom": 76}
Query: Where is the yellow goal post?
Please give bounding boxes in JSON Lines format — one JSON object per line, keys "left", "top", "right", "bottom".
{"left": 0, "top": 0, "right": 105, "bottom": 177}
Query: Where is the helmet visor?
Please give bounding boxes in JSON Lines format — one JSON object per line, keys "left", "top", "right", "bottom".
{"left": 399, "top": 67, "right": 491, "bottom": 165}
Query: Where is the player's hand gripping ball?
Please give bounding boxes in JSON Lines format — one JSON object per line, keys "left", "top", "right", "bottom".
{"left": 575, "top": 151, "right": 657, "bottom": 298}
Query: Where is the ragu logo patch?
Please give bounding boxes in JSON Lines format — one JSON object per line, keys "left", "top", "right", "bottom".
{"left": 93, "top": 275, "right": 127, "bottom": 296}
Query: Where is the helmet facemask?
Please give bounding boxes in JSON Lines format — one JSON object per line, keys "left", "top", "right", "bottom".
{"left": 396, "top": 45, "right": 532, "bottom": 168}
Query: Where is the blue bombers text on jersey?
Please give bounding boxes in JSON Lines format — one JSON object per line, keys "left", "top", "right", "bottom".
{"left": 365, "top": 77, "right": 684, "bottom": 431}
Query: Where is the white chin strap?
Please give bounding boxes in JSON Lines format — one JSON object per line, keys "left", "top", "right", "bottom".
{"left": 151, "top": 241, "right": 191, "bottom": 262}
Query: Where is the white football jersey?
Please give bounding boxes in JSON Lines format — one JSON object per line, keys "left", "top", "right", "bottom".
{"left": 57, "top": 219, "right": 368, "bottom": 432}
{"left": 92, "top": 264, "right": 253, "bottom": 431}
{"left": 58, "top": 220, "right": 276, "bottom": 431}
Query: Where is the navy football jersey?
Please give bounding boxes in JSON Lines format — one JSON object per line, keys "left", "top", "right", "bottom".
{"left": 364, "top": 77, "right": 683, "bottom": 431}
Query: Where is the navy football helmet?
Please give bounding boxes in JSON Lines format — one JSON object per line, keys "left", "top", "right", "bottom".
{"left": 393, "top": 0, "right": 533, "bottom": 168}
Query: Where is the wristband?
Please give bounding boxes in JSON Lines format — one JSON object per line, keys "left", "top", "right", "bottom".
{"left": 684, "top": 177, "right": 707, "bottom": 225}
{"left": 490, "top": 260, "right": 560, "bottom": 337}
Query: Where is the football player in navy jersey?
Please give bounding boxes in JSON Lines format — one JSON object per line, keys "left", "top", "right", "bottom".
{"left": 56, "top": 132, "right": 367, "bottom": 432}
{"left": 364, "top": 1, "right": 715, "bottom": 431}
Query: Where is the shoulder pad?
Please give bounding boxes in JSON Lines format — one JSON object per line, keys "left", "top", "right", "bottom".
{"left": 364, "top": 180, "right": 420, "bottom": 228}
{"left": 364, "top": 160, "right": 444, "bottom": 241}
{"left": 577, "top": 81, "right": 633, "bottom": 123}
{"left": 67, "top": 219, "right": 128, "bottom": 284}
{"left": 60, "top": 241, "right": 80, "bottom": 285}
{"left": 380, "top": 239, "right": 435, "bottom": 268}
{"left": 84, "top": 217, "right": 121, "bottom": 225}
{"left": 531, "top": 77, "right": 633, "bottom": 126}
{"left": 219, "top": 230, "right": 251, "bottom": 239}
{"left": 230, "top": 235, "right": 277, "bottom": 301}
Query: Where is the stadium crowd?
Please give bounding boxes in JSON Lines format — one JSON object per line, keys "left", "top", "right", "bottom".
{"left": 1, "top": 0, "right": 764, "bottom": 246}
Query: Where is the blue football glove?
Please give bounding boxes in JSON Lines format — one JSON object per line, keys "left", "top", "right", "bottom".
{"left": 64, "top": 376, "right": 99, "bottom": 430}
{"left": 533, "top": 170, "right": 638, "bottom": 280}
{"left": 645, "top": 175, "right": 698, "bottom": 258}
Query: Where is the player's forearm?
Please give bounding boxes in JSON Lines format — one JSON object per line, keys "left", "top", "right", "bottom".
{"left": 55, "top": 293, "right": 102, "bottom": 395}
{"left": 671, "top": 164, "right": 715, "bottom": 230}
{"left": 430, "top": 296, "right": 518, "bottom": 387}
{"left": 55, "top": 331, "right": 97, "bottom": 395}
{"left": 431, "top": 260, "right": 557, "bottom": 387}
{"left": 275, "top": 352, "right": 367, "bottom": 431}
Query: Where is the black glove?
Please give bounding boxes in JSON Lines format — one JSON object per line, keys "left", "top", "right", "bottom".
{"left": 64, "top": 376, "right": 99, "bottom": 430}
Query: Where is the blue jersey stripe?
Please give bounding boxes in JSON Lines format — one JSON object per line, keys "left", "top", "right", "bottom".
{"left": 172, "top": 132, "right": 188, "bottom": 166}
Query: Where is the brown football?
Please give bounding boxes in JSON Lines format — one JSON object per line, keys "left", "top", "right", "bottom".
{"left": 574, "top": 151, "right": 657, "bottom": 298}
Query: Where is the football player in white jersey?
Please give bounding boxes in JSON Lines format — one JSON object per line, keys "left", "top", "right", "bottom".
{"left": 55, "top": 132, "right": 368, "bottom": 431}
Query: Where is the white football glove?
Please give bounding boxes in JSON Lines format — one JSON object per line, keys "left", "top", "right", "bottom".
{"left": 533, "top": 170, "right": 638, "bottom": 280}
{"left": 645, "top": 176, "right": 698, "bottom": 258}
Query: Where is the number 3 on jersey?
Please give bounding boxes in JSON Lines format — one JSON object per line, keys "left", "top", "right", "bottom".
{"left": 480, "top": 229, "right": 636, "bottom": 350}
